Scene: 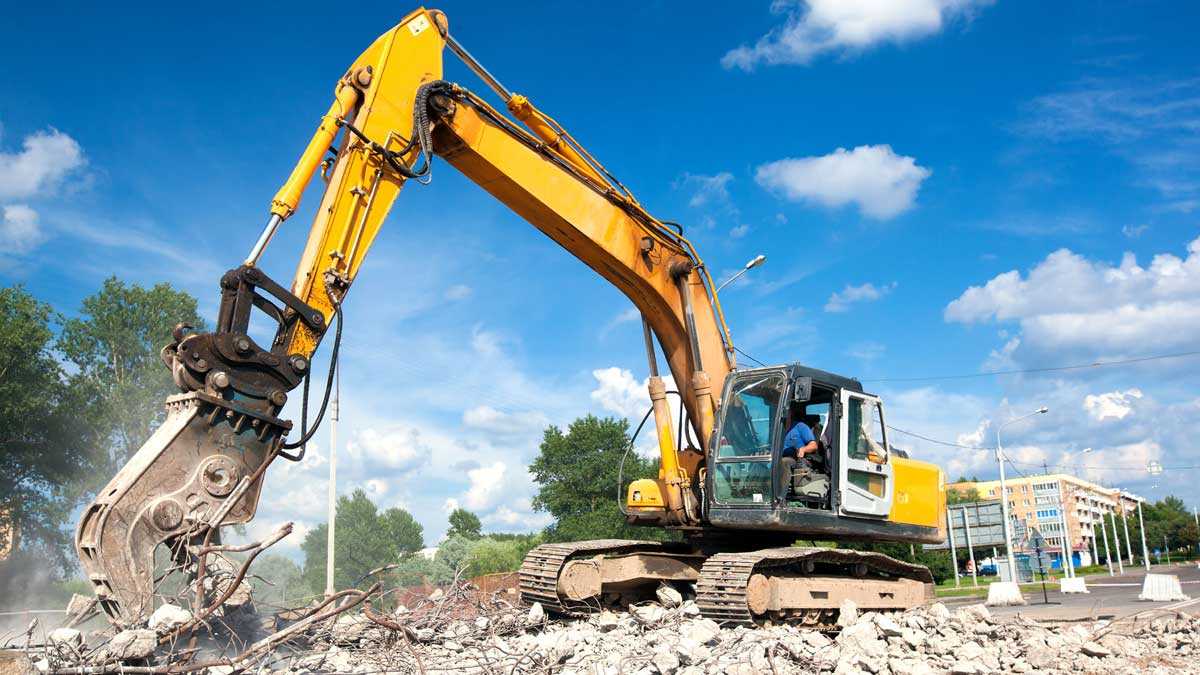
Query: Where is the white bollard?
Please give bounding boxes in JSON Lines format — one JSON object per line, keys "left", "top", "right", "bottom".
{"left": 1060, "top": 577, "right": 1089, "bottom": 594}
{"left": 1138, "top": 574, "right": 1190, "bottom": 601}
{"left": 986, "top": 581, "right": 1027, "bottom": 606}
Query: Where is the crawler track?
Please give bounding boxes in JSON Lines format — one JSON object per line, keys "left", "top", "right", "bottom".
{"left": 520, "top": 542, "right": 933, "bottom": 626}
{"left": 518, "top": 539, "right": 669, "bottom": 616}
{"left": 696, "top": 547, "right": 934, "bottom": 626}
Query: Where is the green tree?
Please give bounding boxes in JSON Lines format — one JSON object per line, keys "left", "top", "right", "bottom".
{"left": 447, "top": 508, "right": 482, "bottom": 540}
{"left": 0, "top": 286, "right": 93, "bottom": 567}
{"left": 530, "top": 415, "right": 671, "bottom": 543}
{"left": 248, "top": 553, "right": 306, "bottom": 608}
{"left": 947, "top": 485, "right": 982, "bottom": 505}
{"left": 1129, "top": 496, "right": 1199, "bottom": 559}
{"left": 57, "top": 277, "right": 204, "bottom": 490}
{"left": 301, "top": 489, "right": 424, "bottom": 593}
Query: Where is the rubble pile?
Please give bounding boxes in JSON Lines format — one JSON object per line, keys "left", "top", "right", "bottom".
{"left": 10, "top": 586, "right": 1200, "bottom": 674}
{"left": 321, "top": 596, "right": 1198, "bottom": 675}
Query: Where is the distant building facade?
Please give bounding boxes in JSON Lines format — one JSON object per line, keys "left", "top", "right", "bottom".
{"left": 949, "top": 473, "right": 1143, "bottom": 568}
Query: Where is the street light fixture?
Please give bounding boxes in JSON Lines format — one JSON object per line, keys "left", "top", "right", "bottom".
{"left": 995, "top": 406, "right": 1049, "bottom": 583}
{"left": 715, "top": 254, "right": 766, "bottom": 293}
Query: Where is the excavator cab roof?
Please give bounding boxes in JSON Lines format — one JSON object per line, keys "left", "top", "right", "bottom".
{"left": 732, "top": 363, "right": 866, "bottom": 396}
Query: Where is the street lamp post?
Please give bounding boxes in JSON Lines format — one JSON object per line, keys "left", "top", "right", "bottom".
{"left": 1120, "top": 494, "right": 1135, "bottom": 566}
{"left": 325, "top": 364, "right": 340, "bottom": 598}
{"left": 1057, "top": 482, "right": 1075, "bottom": 578}
{"left": 1136, "top": 499, "right": 1151, "bottom": 571}
{"left": 996, "top": 406, "right": 1049, "bottom": 583}
{"left": 715, "top": 254, "right": 766, "bottom": 293}
{"left": 1098, "top": 511, "right": 1115, "bottom": 575}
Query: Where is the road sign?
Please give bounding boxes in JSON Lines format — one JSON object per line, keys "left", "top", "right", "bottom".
{"left": 924, "top": 500, "right": 1023, "bottom": 551}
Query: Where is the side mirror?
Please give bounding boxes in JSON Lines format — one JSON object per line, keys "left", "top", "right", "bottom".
{"left": 791, "top": 377, "right": 812, "bottom": 403}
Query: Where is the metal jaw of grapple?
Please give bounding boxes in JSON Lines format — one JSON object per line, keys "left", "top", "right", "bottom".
{"left": 75, "top": 266, "right": 325, "bottom": 627}
{"left": 76, "top": 393, "right": 289, "bottom": 626}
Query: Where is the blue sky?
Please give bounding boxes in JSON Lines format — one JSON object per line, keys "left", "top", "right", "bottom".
{"left": 2, "top": 1, "right": 1199, "bottom": 555}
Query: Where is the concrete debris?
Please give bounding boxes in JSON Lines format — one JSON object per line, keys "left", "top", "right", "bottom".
{"left": 104, "top": 629, "right": 157, "bottom": 660}
{"left": 525, "top": 601, "right": 545, "bottom": 625}
{"left": 27, "top": 582, "right": 1200, "bottom": 674}
{"left": 656, "top": 582, "right": 684, "bottom": 608}
{"left": 147, "top": 603, "right": 193, "bottom": 632}
{"left": 837, "top": 598, "right": 859, "bottom": 628}
{"left": 46, "top": 628, "right": 83, "bottom": 648}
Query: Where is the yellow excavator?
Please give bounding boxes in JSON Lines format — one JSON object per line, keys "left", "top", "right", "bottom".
{"left": 76, "top": 7, "right": 946, "bottom": 628}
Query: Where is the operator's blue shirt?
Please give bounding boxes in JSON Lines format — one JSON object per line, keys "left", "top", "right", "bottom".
{"left": 782, "top": 422, "right": 815, "bottom": 458}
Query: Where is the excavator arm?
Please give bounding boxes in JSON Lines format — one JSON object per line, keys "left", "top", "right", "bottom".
{"left": 77, "top": 7, "right": 734, "bottom": 627}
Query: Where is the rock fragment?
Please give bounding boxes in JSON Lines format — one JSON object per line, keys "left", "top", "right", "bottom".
{"left": 655, "top": 583, "right": 683, "bottom": 608}
{"left": 106, "top": 629, "right": 157, "bottom": 660}
{"left": 148, "top": 603, "right": 193, "bottom": 632}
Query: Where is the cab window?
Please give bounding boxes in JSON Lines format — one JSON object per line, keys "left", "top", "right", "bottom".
{"left": 715, "top": 374, "right": 786, "bottom": 458}
{"left": 845, "top": 397, "right": 887, "bottom": 461}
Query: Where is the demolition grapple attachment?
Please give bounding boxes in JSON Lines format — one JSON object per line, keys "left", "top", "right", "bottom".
{"left": 75, "top": 266, "right": 334, "bottom": 627}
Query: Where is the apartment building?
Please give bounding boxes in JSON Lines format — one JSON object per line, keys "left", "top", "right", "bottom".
{"left": 948, "top": 473, "right": 1143, "bottom": 568}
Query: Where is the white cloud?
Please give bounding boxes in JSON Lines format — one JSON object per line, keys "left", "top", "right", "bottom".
{"left": 756, "top": 145, "right": 931, "bottom": 219}
{"left": 825, "top": 281, "right": 895, "bottom": 312}
{"left": 442, "top": 498, "right": 460, "bottom": 514}
{"left": 461, "top": 405, "right": 549, "bottom": 437}
{"left": 723, "top": 0, "right": 991, "bottom": 70}
{"left": 464, "top": 461, "right": 507, "bottom": 511}
{"left": 1021, "top": 78, "right": 1200, "bottom": 210}
{"left": 1, "top": 204, "right": 43, "bottom": 254}
{"left": 945, "top": 236, "right": 1200, "bottom": 362}
{"left": 1084, "top": 388, "right": 1143, "bottom": 421}
{"left": 444, "top": 284, "right": 472, "bottom": 301}
{"left": 0, "top": 127, "right": 86, "bottom": 200}
{"left": 678, "top": 172, "right": 734, "bottom": 208}
{"left": 346, "top": 426, "right": 430, "bottom": 473}
{"left": 590, "top": 367, "right": 649, "bottom": 419}
{"left": 729, "top": 223, "right": 751, "bottom": 239}
{"left": 363, "top": 478, "right": 389, "bottom": 496}
{"left": 470, "top": 325, "right": 502, "bottom": 357}
{"left": 1122, "top": 224, "right": 1148, "bottom": 239}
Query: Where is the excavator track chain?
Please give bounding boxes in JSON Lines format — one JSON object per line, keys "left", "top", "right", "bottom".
{"left": 518, "top": 539, "right": 668, "bottom": 616}
{"left": 695, "top": 547, "right": 934, "bottom": 627}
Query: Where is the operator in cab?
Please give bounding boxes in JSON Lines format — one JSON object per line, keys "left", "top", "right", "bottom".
{"left": 777, "top": 412, "right": 820, "bottom": 499}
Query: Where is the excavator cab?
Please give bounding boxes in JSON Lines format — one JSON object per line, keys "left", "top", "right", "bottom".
{"left": 705, "top": 365, "right": 909, "bottom": 539}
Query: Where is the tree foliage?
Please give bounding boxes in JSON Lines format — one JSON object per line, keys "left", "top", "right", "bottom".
{"left": 58, "top": 277, "right": 204, "bottom": 493}
{"left": 0, "top": 286, "right": 93, "bottom": 567}
{"left": 301, "top": 489, "right": 424, "bottom": 593}
{"left": 447, "top": 508, "right": 482, "bottom": 540}
{"left": 530, "top": 415, "right": 671, "bottom": 543}
{"left": 1128, "top": 496, "right": 1200, "bottom": 557}
{"left": 248, "top": 553, "right": 305, "bottom": 608}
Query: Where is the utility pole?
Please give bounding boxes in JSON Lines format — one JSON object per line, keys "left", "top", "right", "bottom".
{"left": 1164, "top": 535, "right": 1171, "bottom": 565}
{"left": 1098, "top": 512, "right": 1114, "bottom": 576}
{"left": 1120, "top": 493, "right": 1135, "bottom": 566}
{"left": 1136, "top": 499, "right": 1151, "bottom": 571}
{"left": 1109, "top": 511, "right": 1125, "bottom": 575}
{"left": 1089, "top": 522, "right": 1099, "bottom": 569}
{"left": 962, "top": 507, "right": 978, "bottom": 587}
{"left": 325, "top": 364, "right": 340, "bottom": 598}
{"left": 996, "top": 407, "right": 1047, "bottom": 583}
{"left": 1047, "top": 467, "right": 1075, "bottom": 578}
{"left": 947, "top": 504, "right": 960, "bottom": 588}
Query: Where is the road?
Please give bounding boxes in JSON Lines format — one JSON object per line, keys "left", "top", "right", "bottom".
{"left": 942, "top": 561, "right": 1200, "bottom": 621}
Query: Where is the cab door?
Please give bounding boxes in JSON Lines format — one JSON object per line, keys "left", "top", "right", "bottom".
{"left": 837, "top": 390, "right": 894, "bottom": 517}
